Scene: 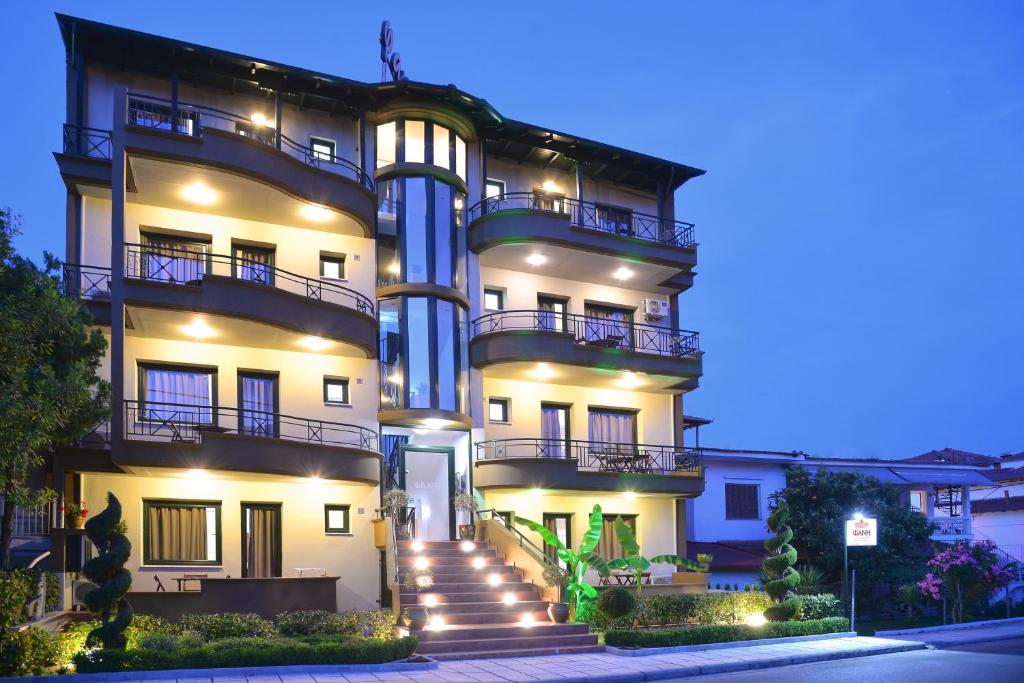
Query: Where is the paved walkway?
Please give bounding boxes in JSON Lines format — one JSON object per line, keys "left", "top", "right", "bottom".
{"left": 882, "top": 620, "right": 1024, "bottom": 649}
{"left": 74, "top": 636, "right": 923, "bottom": 682}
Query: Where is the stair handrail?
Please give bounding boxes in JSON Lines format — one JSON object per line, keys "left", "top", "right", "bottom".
{"left": 474, "top": 508, "right": 560, "bottom": 573}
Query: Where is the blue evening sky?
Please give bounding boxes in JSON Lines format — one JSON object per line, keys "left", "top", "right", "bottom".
{"left": 1, "top": 1, "right": 1021, "bottom": 459}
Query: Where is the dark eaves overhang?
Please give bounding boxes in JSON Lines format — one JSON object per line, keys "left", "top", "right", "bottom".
{"left": 57, "top": 14, "right": 704, "bottom": 194}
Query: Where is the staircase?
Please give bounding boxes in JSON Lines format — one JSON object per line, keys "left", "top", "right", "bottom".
{"left": 397, "top": 539, "right": 600, "bottom": 660}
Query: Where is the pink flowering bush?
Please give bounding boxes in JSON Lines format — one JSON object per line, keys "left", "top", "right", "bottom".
{"left": 917, "top": 540, "right": 1012, "bottom": 623}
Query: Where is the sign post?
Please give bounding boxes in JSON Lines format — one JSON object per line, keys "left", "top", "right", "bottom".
{"left": 843, "top": 514, "right": 877, "bottom": 627}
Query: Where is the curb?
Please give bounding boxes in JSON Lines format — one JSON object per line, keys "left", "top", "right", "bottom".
{"left": 0, "top": 658, "right": 438, "bottom": 683}
{"left": 876, "top": 616, "right": 1024, "bottom": 637}
{"left": 606, "top": 630, "right": 856, "bottom": 657}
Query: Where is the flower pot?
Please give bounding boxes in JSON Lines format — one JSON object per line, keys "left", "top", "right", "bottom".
{"left": 67, "top": 515, "right": 85, "bottom": 529}
{"left": 547, "top": 602, "right": 569, "bottom": 624}
{"left": 458, "top": 524, "right": 475, "bottom": 540}
{"left": 402, "top": 605, "right": 429, "bottom": 631}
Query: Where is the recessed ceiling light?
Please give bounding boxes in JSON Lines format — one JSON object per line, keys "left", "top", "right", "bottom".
{"left": 423, "top": 418, "right": 447, "bottom": 430}
{"left": 525, "top": 253, "right": 547, "bottom": 267}
{"left": 529, "top": 363, "right": 556, "bottom": 380}
{"left": 617, "top": 371, "right": 646, "bottom": 389}
{"left": 250, "top": 112, "right": 269, "bottom": 127}
{"left": 181, "top": 318, "right": 216, "bottom": 339}
{"left": 613, "top": 266, "right": 634, "bottom": 281}
{"left": 624, "top": 491, "right": 637, "bottom": 501}
{"left": 181, "top": 182, "right": 217, "bottom": 206}
{"left": 185, "top": 469, "right": 209, "bottom": 479}
{"left": 299, "top": 336, "right": 332, "bottom": 352}
{"left": 529, "top": 488, "right": 544, "bottom": 497}
{"left": 301, "top": 204, "right": 334, "bottom": 222}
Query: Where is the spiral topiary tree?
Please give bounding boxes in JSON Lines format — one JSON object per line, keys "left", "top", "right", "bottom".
{"left": 762, "top": 497, "right": 801, "bottom": 621}
{"left": 82, "top": 492, "right": 133, "bottom": 648}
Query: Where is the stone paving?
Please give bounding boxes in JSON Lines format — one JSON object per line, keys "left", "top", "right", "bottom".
{"left": 882, "top": 620, "right": 1024, "bottom": 648}
{"left": 73, "top": 635, "right": 924, "bottom": 682}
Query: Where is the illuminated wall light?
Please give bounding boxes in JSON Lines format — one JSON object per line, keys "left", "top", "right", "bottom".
{"left": 181, "top": 318, "right": 216, "bottom": 339}
{"left": 525, "top": 253, "right": 547, "bottom": 267}
{"left": 454, "top": 197, "right": 464, "bottom": 210}
{"left": 387, "top": 261, "right": 401, "bottom": 275}
{"left": 613, "top": 266, "right": 635, "bottom": 281}
{"left": 181, "top": 182, "right": 218, "bottom": 206}
{"left": 300, "top": 204, "right": 334, "bottom": 222}
{"left": 299, "top": 336, "right": 332, "bottom": 352}
{"left": 541, "top": 180, "right": 560, "bottom": 193}
{"left": 472, "top": 557, "right": 486, "bottom": 570}
{"left": 411, "top": 541, "right": 424, "bottom": 552}
{"left": 503, "top": 592, "right": 517, "bottom": 605}
{"left": 413, "top": 557, "right": 429, "bottom": 570}
{"left": 250, "top": 112, "right": 269, "bottom": 126}
{"left": 528, "top": 363, "right": 557, "bottom": 381}
{"left": 423, "top": 594, "right": 438, "bottom": 608}
{"left": 460, "top": 540, "right": 476, "bottom": 553}
{"left": 487, "top": 573, "right": 502, "bottom": 586}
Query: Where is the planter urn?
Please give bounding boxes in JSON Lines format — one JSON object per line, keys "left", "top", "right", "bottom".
{"left": 67, "top": 515, "right": 85, "bottom": 529}
{"left": 547, "top": 602, "right": 569, "bottom": 624}
{"left": 458, "top": 523, "right": 475, "bottom": 540}
{"left": 402, "top": 605, "right": 429, "bottom": 631}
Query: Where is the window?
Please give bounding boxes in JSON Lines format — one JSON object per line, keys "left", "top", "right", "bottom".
{"left": 909, "top": 490, "right": 927, "bottom": 514}
{"left": 485, "top": 179, "right": 506, "bottom": 199}
{"left": 235, "top": 121, "right": 275, "bottom": 146}
{"left": 238, "top": 372, "right": 278, "bottom": 437}
{"left": 404, "top": 120, "right": 425, "bottom": 163}
{"left": 541, "top": 403, "right": 570, "bottom": 458}
{"left": 455, "top": 136, "right": 466, "bottom": 181}
{"left": 935, "top": 485, "right": 963, "bottom": 517}
{"left": 233, "top": 244, "right": 274, "bottom": 285}
{"left": 376, "top": 122, "right": 396, "bottom": 168}
{"left": 432, "top": 124, "right": 450, "bottom": 169}
{"left": 595, "top": 203, "right": 633, "bottom": 235}
{"left": 324, "top": 378, "right": 350, "bottom": 405}
{"left": 310, "top": 137, "right": 335, "bottom": 162}
{"left": 543, "top": 513, "right": 572, "bottom": 569}
{"left": 583, "top": 303, "right": 634, "bottom": 349}
{"left": 143, "top": 500, "right": 221, "bottom": 565}
{"left": 484, "top": 288, "right": 504, "bottom": 311}
{"left": 489, "top": 398, "right": 509, "bottom": 423}
{"left": 597, "top": 514, "right": 636, "bottom": 561}
{"left": 588, "top": 408, "right": 637, "bottom": 445}
{"left": 324, "top": 504, "right": 351, "bottom": 534}
{"left": 320, "top": 254, "right": 345, "bottom": 280}
{"left": 538, "top": 296, "right": 567, "bottom": 332}
{"left": 139, "top": 364, "right": 215, "bottom": 424}
{"left": 140, "top": 233, "right": 209, "bottom": 284}
{"left": 725, "top": 483, "right": 760, "bottom": 520}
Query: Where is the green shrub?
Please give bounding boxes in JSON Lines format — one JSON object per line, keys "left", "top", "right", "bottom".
{"left": 799, "top": 593, "right": 840, "bottom": 621}
{"left": 597, "top": 587, "right": 637, "bottom": 620}
{"left": 605, "top": 616, "right": 851, "bottom": 648}
{"left": 55, "top": 614, "right": 173, "bottom": 666}
{"left": 179, "top": 612, "right": 276, "bottom": 641}
{"left": 276, "top": 610, "right": 345, "bottom": 636}
{"left": 73, "top": 635, "right": 418, "bottom": 672}
{"left": 0, "top": 627, "right": 58, "bottom": 676}
{"left": 137, "top": 631, "right": 181, "bottom": 652}
{"left": 45, "top": 572, "right": 61, "bottom": 611}
{"left": 577, "top": 591, "right": 773, "bottom": 630}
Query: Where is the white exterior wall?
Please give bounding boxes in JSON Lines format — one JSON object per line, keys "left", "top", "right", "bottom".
{"left": 81, "top": 471, "right": 380, "bottom": 610}
{"left": 688, "top": 461, "right": 786, "bottom": 543}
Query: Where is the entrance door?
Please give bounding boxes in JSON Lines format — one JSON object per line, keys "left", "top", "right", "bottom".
{"left": 400, "top": 446, "right": 455, "bottom": 541}
{"left": 241, "top": 503, "right": 281, "bottom": 578}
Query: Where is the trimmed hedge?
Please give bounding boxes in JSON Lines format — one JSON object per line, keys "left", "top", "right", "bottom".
{"left": 73, "top": 635, "right": 418, "bottom": 672}
{"left": 276, "top": 609, "right": 396, "bottom": 639}
{"left": 799, "top": 593, "right": 840, "bottom": 621}
{"left": 605, "top": 616, "right": 850, "bottom": 648}
{"left": 179, "top": 612, "right": 277, "bottom": 641}
{"left": 576, "top": 591, "right": 774, "bottom": 630}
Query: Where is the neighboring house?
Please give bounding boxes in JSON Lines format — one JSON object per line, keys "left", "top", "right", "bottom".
{"left": 49, "top": 13, "right": 707, "bottom": 629}
{"left": 686, "top": 446, "right": 995, "bottom": 587}
{"left": 970, "top": 453, "right": 1024, "bottom": 562}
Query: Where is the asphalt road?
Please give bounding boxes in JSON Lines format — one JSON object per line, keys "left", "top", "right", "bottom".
{"left": 660, "top": 637, "right": 1024, "bottom": 682}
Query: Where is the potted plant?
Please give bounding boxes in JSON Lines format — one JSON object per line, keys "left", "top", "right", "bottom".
{"left": 696, "top": 552, "right": 713, "bottom": 573}
{"left": 382, "top": 488, "right": 411, "bottom": 539}
{"left": 60, "top": 501, "right": 89, "bottom": 529}
{"left": 453, "top": 491, "right": 478, "bottom": 540}
{"left": 543, "top": 564, "right": 570, "bottom": 623}
{"left": 401, "top": 564, "right": 434, "bottom": 630}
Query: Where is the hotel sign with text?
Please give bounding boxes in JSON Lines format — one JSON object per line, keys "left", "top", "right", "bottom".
{"left": 379, "top": 21, "right": 408, "bottom": 81}
{"left": 845, "top": 517, "right": 878, "bottom": 546}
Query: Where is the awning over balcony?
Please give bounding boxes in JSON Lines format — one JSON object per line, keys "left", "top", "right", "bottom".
{"left": 822, "top": 465, "right": 908, "bottom": 484}
{"left": 888, "top": 468, "right": 992, "bottom": 486}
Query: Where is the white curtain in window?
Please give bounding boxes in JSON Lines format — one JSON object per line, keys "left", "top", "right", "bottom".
{"left": 235, "top": 247, "right": 273, "bottom": 285}
{"left": 584, "top": 306, "right": 631, "bottom": 345}
{"left": 143, "top": 236, "right": 207, "bottom": 283}
{"left": 145, "top": 368, "right": 212, "bottom": 423}
{"left": 241, "top": 376, "right": 276, "bottom": 436}
{"left": 589, "top": 410, "right": 635, "bottom": 445}
{"left": 540, "top": 406, "right": 566, "bottom": 458}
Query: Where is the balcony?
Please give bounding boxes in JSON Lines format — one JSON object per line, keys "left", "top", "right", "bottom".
{"left": 55, "top": 124, "right": 114, "bottom": 191}
{"left": 473, "top": 438, "right": 704, "bottom": 495}
{"left": 467, "top": 193, "right": 697, "bottom": 287}
{"left": 121, "top": 94, "right": 375, "bottom": 235}
{"left": 120, "top": 400, "right": 381, "bottom": 483}
{"left": 470, "top": 310, "right": 702, "bottom": 389}
{"left": 931, "top": 516, "right": 972, "bottom": 540}
{"left": 123, "top": 243, "right": 377, "bottom": 357}
{"left": 60, "top": 263, "right": 113, "bottom": 324}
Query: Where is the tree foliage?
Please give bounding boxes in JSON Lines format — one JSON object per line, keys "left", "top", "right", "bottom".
{"left": 781, "top": 465, "right": 935, "bottom": 584}
{"left": 586, "top": 515, "right": 700, "bottom": 597}
{"left": 0, "top": 208, "right": 109, "bottom": 567}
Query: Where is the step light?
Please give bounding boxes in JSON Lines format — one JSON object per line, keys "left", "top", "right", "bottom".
{"left": 460, "top": 540, "right": 475, "bottom": 553}
{"left": 413, "top": 557, "right": 429, "bottom": 570}
{"left": 503, "top": 592, "right": 517, "bottom": 606}
{"left": 428, "top": 615, "right": 445, "bottom": 630}
{"left": 519, "top": 613, "right": 536, "bottom": 627}
{"left": 472, "top": 557, "right": 486, "bottom": 570}
{"left": 423, "top": 594, "right": 438, "bottom": 608}
{"left": 411, "top": 541, "right": 424, "bottom": 552}
{"left": 487, "top": 573, "right": 502, "bottom": 586}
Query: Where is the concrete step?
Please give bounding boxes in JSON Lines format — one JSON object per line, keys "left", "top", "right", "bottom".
{"left": 397, "top": 547, "right": 497, "bottom": 558}
{"left": 401, "top": 589, "right": 540, "bottom": 605}
{"left": 427, "top": 644, "right": 605, "bottom": 661}
{"left": 398, "top": 540, "right": 489, "bottom": 549}
{"left": 411, "top": 569, "right": 523, "bottom": 583}
{"left": 406, "top": 600, "right": 550, "bottom": 616}
{"left": 397, "top": 555, "right": 505, "bottom": 567}
{"left": 415, "top": 622, "right": 590, "bottom": 642}
{"left": 399, "top": 581, "right": 535, "bottom": 596}
{"left": 435, "top": 609, "right": 551, "bottom": 626}
{"left": 415, "top": 632, "right": 599, "bottom": 655}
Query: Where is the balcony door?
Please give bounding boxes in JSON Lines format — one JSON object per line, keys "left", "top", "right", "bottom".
{"left": 538, "top": 296, "right": 567, "bottom": 333}
{"left": 241, "top": 503, "right": 281, "bottom": 578}
{"left": 540, "top": 403, "right": 570, "bottom": 459}
{"left": 233, "top": 244, "right": 275, "bottom": 285}
{"left": 140, "top": 233, "right": 209, "bottom": 284}
{"left": 399, "top": 445, "right": 456, "bottom": 541}
{"left": 543, "top": 513, "right": 572, "bottom": 569}
{"left": 238, "top": 372, "right": 278, "bottom": 437}
{"left": 583, "top": 304, "right": 633, "bottom": 349}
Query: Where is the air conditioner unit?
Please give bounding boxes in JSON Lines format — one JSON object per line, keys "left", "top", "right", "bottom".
{"left": 642, "top": 298, "right": 670, "bottom": 320}
{"left": 71, "top": 579, "right": 96, "bottom": 610}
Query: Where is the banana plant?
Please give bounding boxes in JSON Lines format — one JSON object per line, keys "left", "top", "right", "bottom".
{"left": 514, "top": 504, "right": 604, "bottom": 622}
{"left": 587, "top": 515, "right": 701, "bottom": 597}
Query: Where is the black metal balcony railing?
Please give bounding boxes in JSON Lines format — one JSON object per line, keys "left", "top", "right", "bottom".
{"left": 123, "top": 243, "right": 374, "bottom": 316}
{"left": 124, "top": 400, "right": 379, "bottom": 452}
{"left": 60, "top": 264, "right": 112, "bottom": 299}
{"left": 472, "top": 310, "right": 699, "bottom": 358}
{"left": 62, "top": 124, "right": 112, "bottom": 160}
{"left": 475, "top": 438, "right": 702, "bottom": 475}
{"left": 467, "top": 192, "right": 696, "bottom": 248}
{"left": 125, "top": 93, "right": 373, "bottom": 191}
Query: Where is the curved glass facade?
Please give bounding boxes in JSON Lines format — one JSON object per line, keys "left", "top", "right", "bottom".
{"left": 376, "top": 120, "right": 467, "bottom": 181}
{"left": 378, "top": 295, "right": 469, "bottom": 413}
